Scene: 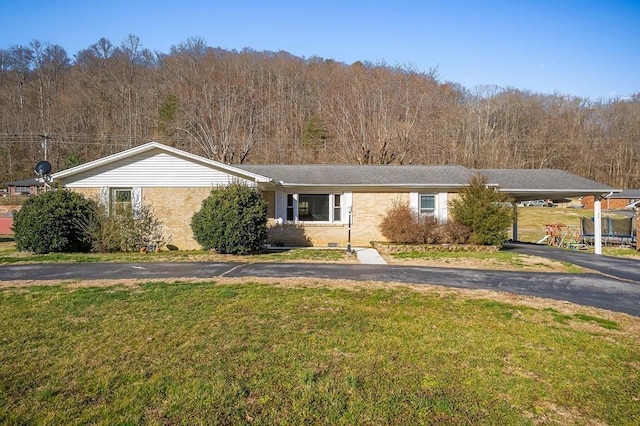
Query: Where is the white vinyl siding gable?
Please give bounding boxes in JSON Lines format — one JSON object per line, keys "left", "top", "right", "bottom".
{"left": 60, "top": 151, "right": 253, "bottom": 188}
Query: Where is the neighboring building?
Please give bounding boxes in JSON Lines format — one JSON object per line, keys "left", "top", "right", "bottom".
{"left": 582, "top": 190, "right": 640, "bottom": 210}
{"left": 3, "top": 178, "right": 44, "bottom": 196}
{"left": 51, "top": 142, "right": 617, "bottom": 250}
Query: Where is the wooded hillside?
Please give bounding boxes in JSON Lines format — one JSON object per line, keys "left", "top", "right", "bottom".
{"left": 1, "top": 35, "right": 639, "bottom": 187}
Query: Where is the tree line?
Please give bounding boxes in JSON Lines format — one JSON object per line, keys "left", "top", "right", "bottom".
{"left": 1, "top": 35, "right": 639, "bottom": 188}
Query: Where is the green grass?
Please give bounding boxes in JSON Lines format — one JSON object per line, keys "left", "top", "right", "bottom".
{"left": 1, "top": 281, "right": 638, "bottom": 424}
{"left": 602, "top": 247, "right": 640, "bottom": 258}
{"left": 0, "top": 246, "right": 351, "bottom": 264}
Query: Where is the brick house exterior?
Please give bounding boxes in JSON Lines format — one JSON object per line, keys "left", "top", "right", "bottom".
{"left": 4, "top": 178, "right": 44, "bottom": 196}
{"left": 51, "top": 142, "right": 617, "bottom": 251}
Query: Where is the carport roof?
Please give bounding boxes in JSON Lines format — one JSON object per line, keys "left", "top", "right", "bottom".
{"left": 477, "top": 169, "right": 617, "bottom": 201}
{"left": 238, "top": 164, "right": 616, "bottom": 199}
{"left": 604, "top": 189, "right": 640, "bottom": 199}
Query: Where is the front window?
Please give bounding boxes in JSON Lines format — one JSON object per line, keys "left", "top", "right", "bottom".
{"left": 112, "top": 188, "right": 132, "bottom": 215}
{"left": 419, "top": 194, "right": 436, "bottom": 215}
{"left": 286, "top": 193, "right": 342, "bottom": 222}
{"left": 299, "top": 194, "right": 329, "bottom": 221}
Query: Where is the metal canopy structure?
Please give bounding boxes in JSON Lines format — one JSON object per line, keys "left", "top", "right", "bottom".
{"left": 478, "top": 169, "right": 617, "bottom": 202}
{"left": 478, "top": 169, "right": 618, "bottom": 254}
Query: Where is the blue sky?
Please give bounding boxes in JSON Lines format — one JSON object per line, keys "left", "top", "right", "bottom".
{"left": 1, "top": 0, "right": 638, "bottom": 100}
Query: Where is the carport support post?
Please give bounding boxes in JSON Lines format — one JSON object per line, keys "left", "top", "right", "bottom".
{"left": 347, "top": 206, "right": 352, "bottom": 255}
{"left": 511, "top": 202, "right": 518, "bottom": 241}
{"left": 594, "top": 196, "right": 603, "bottom": 255}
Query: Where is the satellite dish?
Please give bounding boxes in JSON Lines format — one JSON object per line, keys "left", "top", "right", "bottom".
{"left": 35, "top": 160, "right": 52, "bottom": 176}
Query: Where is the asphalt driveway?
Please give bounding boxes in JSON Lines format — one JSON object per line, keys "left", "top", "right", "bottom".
{"left": 504, "top": 241, "right": 640, "bottom": 283}
{"left": 1, "top": 250, "right": 640, "bottom": 317}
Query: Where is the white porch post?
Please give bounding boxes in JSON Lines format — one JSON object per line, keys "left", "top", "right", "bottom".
{"left": 594, "top": 196, "right": 603, "bottom": 255}
{"left": 512, "top": 202, "right": 518, "bottom": 241}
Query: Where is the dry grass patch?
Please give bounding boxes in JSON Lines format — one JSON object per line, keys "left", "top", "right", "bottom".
{"left": 380, "top": 249, "right": 584, "bottom": 273}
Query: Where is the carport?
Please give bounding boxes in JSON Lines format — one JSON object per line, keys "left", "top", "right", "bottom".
{"left": 480, "top": 169, "right": 619, "bottom": 255}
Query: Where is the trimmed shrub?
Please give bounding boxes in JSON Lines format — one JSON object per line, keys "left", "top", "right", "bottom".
{"left": 439, "top": 220, "right": 472, "bottom": 244}
{"left": 84, "top": 204, "right": 168, "bottom": 252}
{"left": 380, "top": 203, "right": 419, "bottom": 244}
{"left": 415, "top": 214, "right": 440, "bottom": 244}
{"left": 191, "top": 183, "right": 267, "bottom": 254}
{"left": 380, "top": 203, "right": 440, "bottom": 244}
{"left": 449, "top": 175, "right": 514, "bottom": 246}
{"left": 12, "top": 190, "right": 96, "bottom": 254}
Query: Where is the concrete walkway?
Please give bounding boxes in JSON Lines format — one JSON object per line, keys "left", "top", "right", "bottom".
{"left": 354, "top": 247, "right": 387, "bottom": 264}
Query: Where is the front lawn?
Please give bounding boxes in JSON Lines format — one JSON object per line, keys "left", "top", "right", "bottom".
{"left": 0, "top": 243, "right": 354, "bottom": 265}
{"left": 1, "top": 280, "right": 638, "bottom": 424}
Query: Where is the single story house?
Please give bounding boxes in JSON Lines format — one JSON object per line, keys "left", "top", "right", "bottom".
{"left": 3, "top": 178, "right": 44, "bottom": 196}
{"left": 51, "top": 142, "right": 618, "bottom": 252}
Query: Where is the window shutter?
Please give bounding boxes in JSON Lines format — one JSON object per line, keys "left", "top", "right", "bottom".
{"left": 343, "top": 191, "right": 353, "bottom": 223}
{"left": 132, "top": 187, "right": 142, "bottom": 216}
{"left": 275, "top": 191, "right": 285, "bottom": 222}
{"left": 409, "top": 192, "right": 419, "bottom": 213}
{"left": 438, "top": 193, "right": 448, "bottom": 222}
{"left": 99, "top": 187, "right": 109, "bottom": 209}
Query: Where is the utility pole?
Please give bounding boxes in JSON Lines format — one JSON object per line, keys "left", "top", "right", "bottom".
{"left": 38, "top": 133, "right": 51, "bottom": 161}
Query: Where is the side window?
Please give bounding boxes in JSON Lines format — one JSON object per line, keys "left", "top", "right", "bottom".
{"left": 112, "top": 188, "right": 132, "bottom": 215}
{"left": 419, "top": 194, "right": 436, "bottom": 215}
{"left": 333, "top": 194, "right": 341, "bottom": 222}
{"left": 286, "top": 194, "right": 295, "bottom": 221}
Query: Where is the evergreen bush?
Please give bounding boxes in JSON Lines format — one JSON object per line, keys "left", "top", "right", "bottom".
{"left": 449, "top": 175, "right": 514, "bottom": 246}
{"left": 191, "top": 183, "right": 267, "bottom": 254}
{"left": 12, "top": 190, "right": 96, "bottom": 254}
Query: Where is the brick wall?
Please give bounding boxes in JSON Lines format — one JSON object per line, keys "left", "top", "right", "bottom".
{"left": 72, "top": 188, "right": 100, "bottom": 200}
{"left": 69, "top": 187, "right": 211, "bottom": 250}
{"left": 352, "top": 192, "right": 410, "bottom": 245}
{"left": 582, "top": 195, "right": 631, "bottom": 209}
{"left": 143, "top": 187, "right": 211, "bottom": 250}
{"left": 67, "top": 187, "right": 446, "bottom": 250}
